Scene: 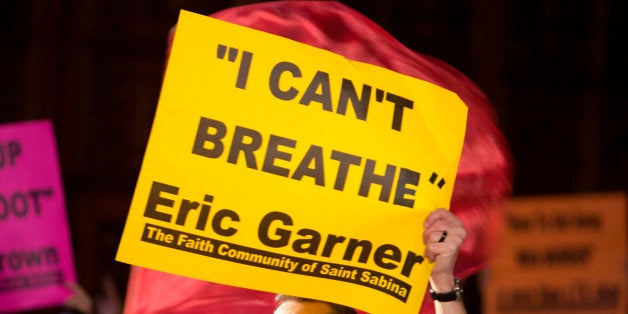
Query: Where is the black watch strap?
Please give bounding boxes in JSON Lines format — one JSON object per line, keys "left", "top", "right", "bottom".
{"left": 429, "top": 278, "right": 463, "bottom": 302}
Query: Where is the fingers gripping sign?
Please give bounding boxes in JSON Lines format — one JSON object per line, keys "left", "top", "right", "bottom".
{"left": 423, "top": 208, "right": 466, "bottom": 276}
{"left": 423, "top": 209, "right": 468, "bottom": 314}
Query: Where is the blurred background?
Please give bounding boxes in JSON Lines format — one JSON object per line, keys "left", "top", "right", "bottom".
{"left": 1, "top": 0, "right": 625, "bottom": 312}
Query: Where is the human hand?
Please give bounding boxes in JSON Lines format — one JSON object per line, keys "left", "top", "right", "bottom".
{"left": 423, "top": 208, "right": 466, "bottom": 291}
{"left": 64, "top": 281, "right": 93, "bottom": 314}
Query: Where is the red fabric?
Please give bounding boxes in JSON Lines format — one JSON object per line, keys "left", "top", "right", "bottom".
{"left": 124, "top": 267, "right": 275, "bottom": 314}
{"left": 125, "top": 1, "right": 513, "bottom": 313}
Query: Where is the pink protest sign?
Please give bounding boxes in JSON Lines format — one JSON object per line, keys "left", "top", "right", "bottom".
{"left": 0, "top": 119, "right": 76, "bottom": 312}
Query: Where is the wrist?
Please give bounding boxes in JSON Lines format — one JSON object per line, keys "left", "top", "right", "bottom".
{"left": 429, "top": 278, "right": 463, "bottom": 302}
{"left": 429, "top": 273, "right": 455, "bottom": 292}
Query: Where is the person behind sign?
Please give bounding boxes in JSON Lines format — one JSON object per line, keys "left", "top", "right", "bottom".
{"left": 273, "top": 208, "right": 467, "bottom": 314}
{"left": 274, "top": 294, "right": 357, "bottom": 314}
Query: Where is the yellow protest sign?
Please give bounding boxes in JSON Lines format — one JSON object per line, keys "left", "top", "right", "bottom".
{"left": 116, "top": 10, "right": 467, "bottom": 313}
{"left": 483, "top": 192, "right": 627, "bottom": 314}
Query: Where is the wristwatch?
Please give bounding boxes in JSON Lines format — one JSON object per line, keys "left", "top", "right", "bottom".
{"left": 429, "top": 278, "right": 463, "bottom": 302}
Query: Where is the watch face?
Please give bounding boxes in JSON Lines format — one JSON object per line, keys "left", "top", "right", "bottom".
{"left": 454, "top": 278, "right": 463, "bottom": 301}
{"left": 454, "top": 278, "right": 463, "bottom": 288}
{"left": 454, "top": 289, "right": 463, "bottom": 301}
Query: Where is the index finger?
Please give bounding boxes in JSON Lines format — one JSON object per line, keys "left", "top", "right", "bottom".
{"left": 423, "top": 208, "right": 461, "bottom": 228}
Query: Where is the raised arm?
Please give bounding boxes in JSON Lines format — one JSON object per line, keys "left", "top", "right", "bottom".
{"left": 423, "top": 208, "right": 467, "bottom": 314}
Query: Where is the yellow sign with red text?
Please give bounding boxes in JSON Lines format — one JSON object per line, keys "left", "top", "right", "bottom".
{"left": 116, "top": 10, "right": 467, "bottom": 314}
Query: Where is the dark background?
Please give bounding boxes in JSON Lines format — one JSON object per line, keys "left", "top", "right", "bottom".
{"left": 1, "top": 0, "right": 625, "bottom": 312}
